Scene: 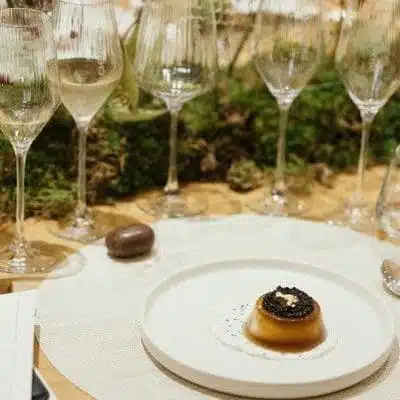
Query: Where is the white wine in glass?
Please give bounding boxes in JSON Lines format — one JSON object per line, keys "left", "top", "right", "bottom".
{"left": 51, "top": 0, "right": 123, "bottom": 242}
{"left": 0, "top": 8, "right": 62, "bottom": 273}
{"left": 58, "top": 58, "right": 122, "bottom": 122}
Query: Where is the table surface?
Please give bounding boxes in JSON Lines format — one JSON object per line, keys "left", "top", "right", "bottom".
{"left": 0, "top": 0, "right": 376, "bottom": 398}
{"left": 5, "top": 167, "right": 394, "bottom": 399}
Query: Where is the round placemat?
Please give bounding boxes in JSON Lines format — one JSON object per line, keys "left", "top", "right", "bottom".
{"left": 36, "top": 215, "right": 400, "bottom": 400}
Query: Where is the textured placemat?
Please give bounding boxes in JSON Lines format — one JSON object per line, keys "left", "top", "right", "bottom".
{"left": 36, "top": 215, "right": 400, "bottom": 400}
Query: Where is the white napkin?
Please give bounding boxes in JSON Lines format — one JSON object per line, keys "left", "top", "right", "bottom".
{"left": 0, "top": 290, "right": 37, "bottom": 400}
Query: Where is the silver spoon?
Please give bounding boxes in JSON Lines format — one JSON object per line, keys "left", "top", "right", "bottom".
{"left": 381, "top": 259, "right": 400, "bottom": 296}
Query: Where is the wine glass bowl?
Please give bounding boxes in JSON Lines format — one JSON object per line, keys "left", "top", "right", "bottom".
{"left": 50, "top": 0, "right": 123, "bottom": 242}
{"left": 254, "top": 9, "right": 322, "bottom": 101}
{"left": 330, "top": 0, "right": 400, "bottom": 232}
{"left": 133, "top": 0, "right": 218, "bottom": 218}
{"left": 0, "top": 8, "right": 61, "bottom": 273}
{"left": 248, "top": 0, "right": 323, "bottom": 216}
{"left": 336, "top": 15, "right": 400, "bottom": 115}
{"left": 58, "top": 58, "right": 121, "bottom": 124}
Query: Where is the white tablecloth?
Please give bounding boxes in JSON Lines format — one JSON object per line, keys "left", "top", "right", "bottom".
{"left": 36, "top": 215, "right": 400, "bottom": 399}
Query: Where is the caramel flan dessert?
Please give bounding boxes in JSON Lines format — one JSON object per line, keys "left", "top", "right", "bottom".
{"left": 245, "top": 286, "right": 325, "bottom": 352}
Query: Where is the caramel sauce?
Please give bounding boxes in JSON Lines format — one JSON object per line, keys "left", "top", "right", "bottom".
{"left": 243, "top": 323, "right": 326, "bottom": 354}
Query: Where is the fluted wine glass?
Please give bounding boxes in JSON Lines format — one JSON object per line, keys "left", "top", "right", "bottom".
{"left": 0, "top": 8, "right": 60, "bottom": 273}
{"left": 248, "top": 0, "right": 323, "bottom": 216}
{"left": 331, "top": 0, "right": 400, "bottom": 233}
{"left": 50, "top": 0, "right": 123, "bottom": 242}
{"left": 133, "top": 0, "right": 218, "bottom": 218}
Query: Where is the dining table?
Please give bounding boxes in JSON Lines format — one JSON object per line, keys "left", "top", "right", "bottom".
{"left": 0, "top": 165, "right": 393, "bottom": 399}
{"left": 0, "top": 0, "right": 393, "bottom": 397}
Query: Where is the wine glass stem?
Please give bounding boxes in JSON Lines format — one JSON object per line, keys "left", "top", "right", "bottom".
{"left": 164, "top": 108, "right": 181, "bottom": 196}
{"left": 76, "top": 123, "right": 90, "bottom": 218}
{"left": 273, "top": 102, "right": 291, "bottom": 195}
{"left": 353, "top": 112, "right": 375, "bottom": 204}
{"left": 15, "top": 150, "right": 27, "bottom": 242}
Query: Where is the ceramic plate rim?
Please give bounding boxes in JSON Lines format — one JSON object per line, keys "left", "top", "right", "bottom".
{"left": 141, "top": 257, "right": 396, "bottom": 398}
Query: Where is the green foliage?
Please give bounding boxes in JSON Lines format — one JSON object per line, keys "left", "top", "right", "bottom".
{"left": 0, "top": 56, "right": 399, "bottom": 218}
{"left": 227, "top": 159, "right": 263, "bottom": 191}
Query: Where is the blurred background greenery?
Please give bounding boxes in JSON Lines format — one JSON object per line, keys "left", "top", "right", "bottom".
{"left": 0, "top": 0, "right": 398, "bottom": 219}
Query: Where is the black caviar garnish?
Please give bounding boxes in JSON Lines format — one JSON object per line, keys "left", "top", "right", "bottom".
{"left": 261, "top": 286, "right": 314, "bottom": 319}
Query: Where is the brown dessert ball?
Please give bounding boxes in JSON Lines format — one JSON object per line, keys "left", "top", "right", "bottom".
{"left": 105, "top": 223, "right": 155, "bottom": 259}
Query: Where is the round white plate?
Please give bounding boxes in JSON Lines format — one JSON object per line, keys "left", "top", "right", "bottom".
{"left": 142, "top": 258, "right": 395, "bottom": 399}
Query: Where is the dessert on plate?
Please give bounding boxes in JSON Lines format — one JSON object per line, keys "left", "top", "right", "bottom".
{"left": 245, "top": 286, "right": 325, "bottom": 351}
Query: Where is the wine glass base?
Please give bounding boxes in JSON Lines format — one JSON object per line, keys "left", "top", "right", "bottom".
{"left": 136, "top": 193, "right": 207, "bottom": 219}
{"left": 49, "top": 212, "right": 104, "bottom": 243}
{"left": 247, "top": 192, "right": 306, "bottom": 217}
{"left": 378, "top": 210, "right": 400, "bottom": 240}
{"left": 0, "top": 239, "right": 85, "bottom": 276}
{"left": 327, "top": 205, "right": 375, "bottom": 234}
{"left": 49, "top": 209, "right": 142, "bottom": 244}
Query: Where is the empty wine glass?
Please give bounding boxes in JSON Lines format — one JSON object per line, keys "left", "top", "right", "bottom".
{"left": 50, "top": 0, "right": 123, "bottom": 242}
{"left": 377, "top": 144, "right": 400, "bottom": 240}
{"left": 248, "top": 0, "right": 323, "bottom": 216}
{"left": 133, "top": 0, "right": 218, "bottom": 218}
{"left": 0, "top": 8, "right": 61, "bottom": 273}
{"left": 331, "top": 0, "right": 400, "bottom": 232}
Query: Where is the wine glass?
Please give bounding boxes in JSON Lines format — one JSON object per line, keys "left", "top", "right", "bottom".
{"left": 0, "top": 8, "right": 61, "bottom": 273}
{"left": 50, "top": 0, "right": 124, "bottom": 242}
{"left": 133, "top": 0, "right": 218, "bottom": 218}
{"left": 248, "top": 0, "right": 323, "bottom": 216}
{"left": 331, "top": 0, "right": 400, "bottom": 233}
{"left": 376, "top": 144, "right": 400, "bottom": 240}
